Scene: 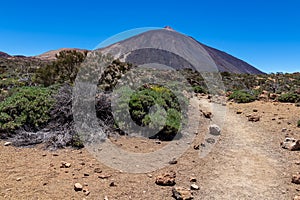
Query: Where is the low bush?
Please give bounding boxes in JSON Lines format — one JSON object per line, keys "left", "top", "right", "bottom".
{"left": 0, "top": 86, "right": 56, "bottom": 133}
{"left": 228, "top": 90, "right": 256, "bottom": 103}
{"left": 297, "top": 120, "right": 300, "bottom": 128}
{"left": 114, "top": 84, "right": 186, "bottom": 140}
{"left": 193, "top": 85, "right": 207, "bottom": 94}
{"left": 278, "top": 92, "right": 300, "bottom": 103}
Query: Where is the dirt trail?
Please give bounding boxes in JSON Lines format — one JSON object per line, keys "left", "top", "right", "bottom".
{"left": 198, "top": 102, "right": 289, "bottom": 199}
{"left": 0, "top": 99, "right": 297, "bottom": 199}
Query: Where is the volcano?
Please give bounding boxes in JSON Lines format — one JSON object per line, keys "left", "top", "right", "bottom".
{"left": 98, "top": 27, "right": 263, "bottom": 74}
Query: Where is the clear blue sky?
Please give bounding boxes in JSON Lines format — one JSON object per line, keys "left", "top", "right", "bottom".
{"left": 0, "top": 0, "right": 299, "bottom": 73}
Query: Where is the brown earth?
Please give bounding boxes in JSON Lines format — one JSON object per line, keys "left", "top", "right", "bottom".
{"left": 0, "top": 98, "right": 300, "bottom": 199}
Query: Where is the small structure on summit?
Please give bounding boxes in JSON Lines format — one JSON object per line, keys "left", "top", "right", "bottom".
{"left": 164, "top": 26, "right": 174, "bottom": 31}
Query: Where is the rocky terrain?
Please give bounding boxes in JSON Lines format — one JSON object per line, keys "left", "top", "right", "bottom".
{"left": 0, "top": 95, "right": 299, "bottom": 199}
{"left": 0, "top": 27, "right": 299, "bottom": 200}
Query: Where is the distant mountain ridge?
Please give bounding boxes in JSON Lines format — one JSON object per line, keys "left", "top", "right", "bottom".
{"left": 0, "top": 51, "right": 11, "bottom": 58}
{"left": 1, "top": 28, "right": 264, "bottom": 74}
{"left": 35, "top": 48, "right": 89, "bottom": 60}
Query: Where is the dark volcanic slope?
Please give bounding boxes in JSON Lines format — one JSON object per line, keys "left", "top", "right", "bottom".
{"left": 0, "top": 51, "right": 11, "bottom": 58}
{"left": 200, "top": 43, "right": 263, "bottom": 74}
{"left": 100, "top": 28, "right": 264, "bottom": 74}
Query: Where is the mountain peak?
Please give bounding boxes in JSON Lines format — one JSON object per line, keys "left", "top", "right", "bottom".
{"left": 164, "top": 26, "right": 174, "bottom": 31}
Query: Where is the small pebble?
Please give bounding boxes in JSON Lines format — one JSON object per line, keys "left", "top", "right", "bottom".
{"left": 74, "top": 183, "right": 83, "bottom": 191}
{"left": 190, "top": 183, "right": 200, "bottom": 190}
{"left": 4, "top": 142, "right": 12, "bottom": 146}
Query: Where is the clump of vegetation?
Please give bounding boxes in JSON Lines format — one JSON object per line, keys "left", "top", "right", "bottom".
{"left": 0, "top": 86, "right": 56, "bottom": 134}
{"left": 34, "top": 50, "right": 87, "bottom": 86}
{"left": 114, "top": 84, "right": 185, "bottom": 140}
{"left": 193, "top": 85, "right": 207, "bottom": 94}
{"left": 98, "top": 59, "right": 133, "bottom": 91}
{"left": 228, "top": 90, "right": 256, "bottom": 103}
{"left": 180, "top": 69, "right": 208, "bottom": 93}
{"left": 278, "top": 92, "right": 300, "bottom": 103}
{"left": 297, "top": 120, "right": 300, "bottom": 128}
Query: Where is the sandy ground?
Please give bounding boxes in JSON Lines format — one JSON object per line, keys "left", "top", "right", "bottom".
{"left": 0, "top": 98, "right": 300, "bottom": 200}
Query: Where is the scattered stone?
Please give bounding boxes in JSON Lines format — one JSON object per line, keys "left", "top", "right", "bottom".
{"left": 98, "top": 174, "right": 112, "bottom": 179}
{"left": 248, "top": 115, "right": 260, "bottom": 122}
{"left": 84, "top": 173, "right": 89, "bottom": 177}
{"left": 205, "top": 138, "right": 215, "bottom": 144}
{"left": 269, "top": 93, "right": 278, "bottom": 100}
{"left": 282, "top": 128, "right": 287, "bottom": 132}
{"left": 4, "top": 142, "right": 12, "bottom": 146}
{"left": 60, "top": 161, "right": 71, "bottom": 168}
{"left": 155, "top": 141, "right": 161, "bottom": 144}
{"left": 253, "top": 109, "right": 258, "bottom": 112}
{"left": 83, "top": 187, "right": 90, "bottom": 196}
{"left": 189, "top": 177, "right": 197, "bottom": 182}
{"left": 16, "top": 177, "right": 21, "bottom": 181}
{"left": 172, "top": 186, "right": 193, "bottom": 200}
{"left": 193, "top": 144, "right": 200, "bottom": 150}
{"left": 293, "top": 195, "right": 300, "bottom": 200}
{"left": 190, "top": 183, "right": 199, "bottom": 190}
{"left": 104, "top": 196, "right": 109, "bottom": 200}
{"left": 295, "top": 161, "right": 300, "bottom": 165}
{"left": 74, "top": 183, "right": 83, "bottom": 191}
{"left": 259, "top": 94, "right": 268, "bottom": 101}
{"left": 147, "top": 174, "right": 153, "bottom": 178}
{"left": 109, "top": 181, "right": 116, "bottom": 187}
{"left": 94, "top": 168, "right": 102, "bottom": 173}
{"left": 292, "top": 174, "right": 300, "bottom": 184}
{"left": 169, "top": 158, "right": 178, "bottom": 165}
{"left": 202, "top": 111, "right": 212, "bottom": 119}
{"left": 155, "top": 171, "right": 176, "bottom": 186}
{"left": 209, "top": 124, "right": 221, "bottom": 136}
{"left": 52, "top": 153, "right": 59, "bottom": 156}
{"left": 79, "top": 162, "right": 85, "bottom": 165}
{"left": 281, "top": 138, "right": 300, "bottom": 151}
{"left": 236, "top": 110, "right": 242, "bottom": 114}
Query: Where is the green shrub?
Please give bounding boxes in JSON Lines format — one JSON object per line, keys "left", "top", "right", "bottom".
{"left": 297, "top": 120, "right": 300, "bottom": 128}
{"left": 114, "top": 84, "right": 186, "bottom": 140}
{"left": 228, "top": 90, "right": 256, "bottom": 103}
{"left": 278, "top": 92, "right": 300, "bottom": 103}
{"left": 193, "top": 85, "right": 207, "bottom": 94}
{"left": 0, "top": 86, "right": 56, "bottom": 132}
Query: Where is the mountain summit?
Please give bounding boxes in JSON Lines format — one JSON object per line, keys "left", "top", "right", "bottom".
{"left": 99, "top": 28, "right": 263, "bottom": 74}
